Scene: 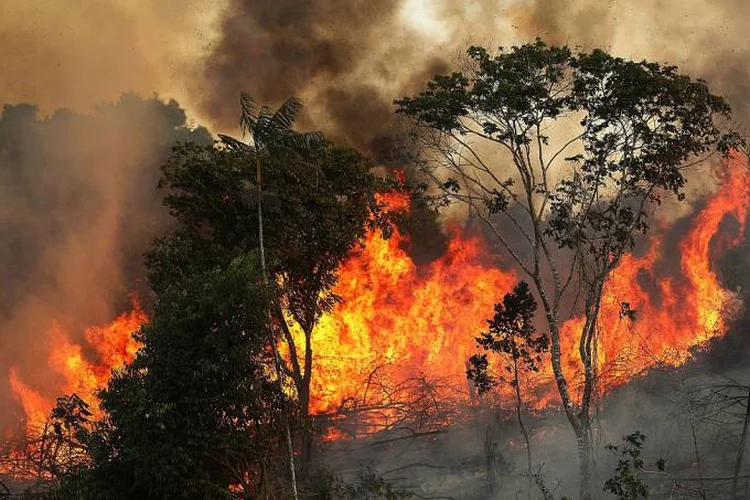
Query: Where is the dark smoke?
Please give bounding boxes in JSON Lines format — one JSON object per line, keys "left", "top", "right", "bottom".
{"left": 198, "top": 0, "right": 448, "bottom": 158}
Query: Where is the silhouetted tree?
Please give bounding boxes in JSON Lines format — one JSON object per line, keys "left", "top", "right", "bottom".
{"left": 468, "top": 281, "right": 549, "bottom": 497}
{"left": 77, "top": 258, "right": 290, "bottom": 499}
{"left": 147, "top": 96, "right": 381, "bottom": 477}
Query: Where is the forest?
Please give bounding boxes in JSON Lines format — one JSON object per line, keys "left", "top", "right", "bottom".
{"left": 3, "top": 4, "right": 750, "bottom": 499}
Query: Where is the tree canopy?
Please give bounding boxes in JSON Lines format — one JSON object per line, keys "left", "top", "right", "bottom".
{"left": 55, "top": 258, "right": 288, "bottom": 499}
{"left": 397, "top": 39, "right": 740, "bottom": 499}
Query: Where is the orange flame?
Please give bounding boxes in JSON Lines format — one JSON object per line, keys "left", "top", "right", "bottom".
{"left": 302, "top": 192, "right": 515, "bottom": 420}
{"left": 309, "top": 158, "right": 749, "bottom": 422}
{"left": 4, "top": 158, "right": 748, "bottom": 448}
{"left": 8, "top": 298, "right": 146, "bottom": 433}
{"left": 556, "top": 159, "right": 748, "bottom": 401}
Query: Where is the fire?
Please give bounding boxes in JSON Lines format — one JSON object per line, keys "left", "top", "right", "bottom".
{"left": 3, "top": 158, "right": 748, "bottom": 448}
{"left": 8, "top": 298, "right": 146, "bottom": 433}
{"left": 308, "top": 158, "right": 749, "bottom": 421}
{"left": 303, "top": 192, "right": 516, "bottom": 421}
{"left": 556, "top": 159, "right": 748, "bottom": 400}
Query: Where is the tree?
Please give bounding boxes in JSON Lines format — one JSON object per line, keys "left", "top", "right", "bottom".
{"left": 147, "top": 96, "right": 380, "bottom": 474}
{"left": 76, "top": 257, "right": 291, "bottom": 499}
{"left": 467, "top": 281, "right": 549, "bottom": 498}
{"left": 603, "top": 432, "right": 656, "bottom": 500}
{"left": 222, "top": 94, "right": 325, "bottom": 497}
{"left": 396, "top": 39, "right": 739, "bottom": 498}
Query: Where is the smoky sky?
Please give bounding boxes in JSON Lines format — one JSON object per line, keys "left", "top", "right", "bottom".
{"left": 4, "top": 1, "right": 750, "bottom": 149}
{"left": 197, "top": 0, "right": 451, "bottom": 158}
{"left": 192, "top": 0, "right": 750, "bottom": 157}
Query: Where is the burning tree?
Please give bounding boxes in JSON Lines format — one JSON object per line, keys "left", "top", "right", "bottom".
{"left": 396, "top": 39, "right": 739, "bottom": 498}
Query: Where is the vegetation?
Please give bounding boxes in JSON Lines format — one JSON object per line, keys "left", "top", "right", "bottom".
{"left": 396, "top": 38, "right": 739, "bottom": 498}
{"left": 147, "top": 96, "right": 381, "bottom": 479}
{"left": 468, "top": 281, "right": 549, "bottom": 496}
{"left": 55, "top": 259, "right": 290, "bottom": 499}
{"left": 603, "top": 432, "right": 663, "bottom": 500}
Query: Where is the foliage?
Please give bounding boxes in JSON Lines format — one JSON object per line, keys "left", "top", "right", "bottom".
{"left": 397, "top": 38, "right": 738, "bottom": 498}
{"left": 146, "top": 134, "right": 380, "bottom": 364}
{"left": 467, "top": 281, "right": 549, "bottom": 393}
{"left": 49, "top": 95, "right": 387, "bottom": 497}
{"left": 147, "top": 98, "right": 382, "bottom": 476}
{"left": 603, "top": 431, "right": 657, "bottom": 500}
{"left": 468, "top": 281, "right": 549, "bottom": 495}
{"left": 396, "top": 38, "right": 739, "bottom": 273}
{"left": 56, "top": 257, "right": 291, "bottom": 499}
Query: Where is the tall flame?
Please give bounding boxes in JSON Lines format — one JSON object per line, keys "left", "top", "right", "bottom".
{"left": 305, "top": 191, "right": 516, "bottom": 420}
{"left": 308, "top": 158, "right": 749, "bottom": 421}
{"left": 557, "top": 160, "right": 749, "bottom": 398}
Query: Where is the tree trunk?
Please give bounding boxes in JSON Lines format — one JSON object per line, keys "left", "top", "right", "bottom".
{"left": 732, "top": 387, "right": 750, "bottom": 499}
{"left": 298, "top": 384, "right": 313, "bottom": 477}
{"left": 513, "top": 359, "right": 533, "bottom": 500}
{"left": 576, "top": 417, "right": 595, "bottom": 500}
{"left": 297, "top": 322, "right": 315, "bottom": 478}
{"left": 538, "top": 280, "right": 599, "bottom": 500}
{"left": 257, "top": 155, "right": 298, "bottom": 500}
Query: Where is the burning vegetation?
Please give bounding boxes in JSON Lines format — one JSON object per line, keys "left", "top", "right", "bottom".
{"left": 2, "top": 30, "right": 750, "bottom": 500}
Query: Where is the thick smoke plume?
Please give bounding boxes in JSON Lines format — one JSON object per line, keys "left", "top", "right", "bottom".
{"left": 0, "top": 97, "right": 210, "bottom": 430}
{"left": 4, "top": 1, "right": 750, "bottom": 151}
{"left": 194, "top": 0, "right": 750, "bottom": 157}
{"left": 198, "top": 0, "right": 452, "bottom": 157}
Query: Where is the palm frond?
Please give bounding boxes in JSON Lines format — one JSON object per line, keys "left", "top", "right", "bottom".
{"left": 226, "top": 93, "right": 326, "bottom": 166}
{"left": 270, "top": 97, "right": 304, "bottom": 132}
{"left": 239, "top": 93, "right": 258, "bottom": 135}
{"left": 218, "top": 134, "right": 251, "bottom": 151}
{"left": 254, "top": 105, "right": 277, "bottom": 147}
{"left": 281, "top": 130, "right": 326, "bottom": 151}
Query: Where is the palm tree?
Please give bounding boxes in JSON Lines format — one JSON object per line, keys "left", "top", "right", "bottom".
{"left": 220, "top": 93, "right": 323, "bottom": 499}
{"left": 220, "top": 93, "right": 324, "bottom": 279}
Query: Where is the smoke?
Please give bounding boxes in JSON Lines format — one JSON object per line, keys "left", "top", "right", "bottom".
{"left": 508, "top": 0, "right": 750, "bottom": 128}
{"left": 189, "top": 0, "right": 750, "bottom": 157}
{"left": 195, "top": 0, "right": 459, "bottom": 156}
{"left": 0, "top": 96, "right": 210, "bottom": 430}
{"left": 0, "top": 0, "right": 225, "bottom": 123}
{"left": 4, "top": 0, "right": 748, "bottom": 148}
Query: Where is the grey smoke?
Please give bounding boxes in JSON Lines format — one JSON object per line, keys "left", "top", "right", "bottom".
{"left": 0, "top": 95, "right": 210, "bottom": 430}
